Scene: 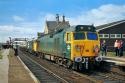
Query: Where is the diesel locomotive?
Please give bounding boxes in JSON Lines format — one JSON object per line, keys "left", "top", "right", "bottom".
{"left": 27, "top": 25, "right": 102, "bottom": 70}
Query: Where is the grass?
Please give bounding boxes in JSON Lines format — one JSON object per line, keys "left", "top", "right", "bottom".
{"left": 106, "top": 51, "right": 125, "bottom": 57}
{"left": 0, "top": 50, "right": 3, "bottom": 59}
{"left": 107, "top": 52, "right": 116, "bottom": 57}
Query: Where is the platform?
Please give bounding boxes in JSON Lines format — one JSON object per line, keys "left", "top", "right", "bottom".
{"left": 102, "top": 56, "right": 125, "bottom": 66}
{"left": 8, "top": 49, "right": 37, "bottom": 83}
{"left": 2, "top": 48, "right": 38, "bottom": 83}
{"left": 0, "top": 49, "right": 9, "bottom": 83}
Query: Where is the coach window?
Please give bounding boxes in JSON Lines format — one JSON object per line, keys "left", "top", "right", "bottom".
{"left": 67, "top": 33, "right": 71, "bottom": 41}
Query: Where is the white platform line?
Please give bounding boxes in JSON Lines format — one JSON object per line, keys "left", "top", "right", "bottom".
{"left": 105, "top": 60, "right": 125, "bottom": 66}
{"left": 17, "top": 56, "right": 40, "bottom": 83}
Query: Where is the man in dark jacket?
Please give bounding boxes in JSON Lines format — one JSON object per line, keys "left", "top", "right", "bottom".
{"left": 14, "top": 42, "right": 18, "bottom": 56}
{"left": 101, "top": 40, "right": 107, "bottom": 56}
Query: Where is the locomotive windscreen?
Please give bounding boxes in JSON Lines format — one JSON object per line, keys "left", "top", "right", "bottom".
{"left": 74, "top": 33, "right": 85, "bottom": 40}
{"left": 87, "top": 32, "right": 98, "bottom": 40}
{"left": 75, "top": 25, "right": 96, "bottom": 32}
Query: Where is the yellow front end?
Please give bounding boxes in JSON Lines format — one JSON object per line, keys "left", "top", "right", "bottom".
{"left": 71, "top": 40, "right": 100, "bottom": 60}
{"left": 70, "top": 32, "right": 100, "bottom": 61}
{"left": 33, "top": 41, "right": 38, "bottom": 52}
{"left": 65, "top": 26, "right": 101, "bottom": 70}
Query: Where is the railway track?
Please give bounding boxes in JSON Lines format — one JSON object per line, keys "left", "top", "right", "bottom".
{"left": 19, "top": 51, "right": 68, "bottom": 83}
{"left": 20, "top": 49, "right": 125, "bottom": 83}
{"left": 88, "top": 70, "right": 125, "bottom": 83}
{"left": 85, "top": 61, "right": 125, "bottom": 83}
{"left": 19, "top": 49, "right": 97, "bottom": 83}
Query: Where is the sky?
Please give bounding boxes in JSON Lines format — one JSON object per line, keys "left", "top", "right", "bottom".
{"left": 0, "top": 0, "right": 125, "bottom": 42}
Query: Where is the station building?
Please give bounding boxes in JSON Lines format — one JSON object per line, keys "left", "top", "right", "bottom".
{"left": 96, "top": 20, "right": 125, "bottom": 51}
{"left": 44, "top": 14, "right": 70, "bottom": 34}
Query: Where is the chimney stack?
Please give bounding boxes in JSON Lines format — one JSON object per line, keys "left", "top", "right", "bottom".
{"left": 56, "top": 14, "right": 59, "bottom": 24}
{"left": 62, "top": 15, "right": 65, "bottom": 22}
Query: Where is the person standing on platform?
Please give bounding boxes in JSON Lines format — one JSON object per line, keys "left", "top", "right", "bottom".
{"left": 119, "top": 40, "right": 123, "bottom": 57}
{"left": 101, "top": 40, "right": 107, "bottom": 56}
{"left": 114, "top": 40, "right": 119, "bottom": 56}
{"left": 14, "top": 42, "right": 18, "bottom": 56}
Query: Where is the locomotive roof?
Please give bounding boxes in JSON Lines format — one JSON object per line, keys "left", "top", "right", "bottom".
{"left": 65, "top": 25, "right": 96, "bottom": 32}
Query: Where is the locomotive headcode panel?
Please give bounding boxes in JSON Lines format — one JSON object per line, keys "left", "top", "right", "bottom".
{"left": 75, "top": 25, "right": 96, "bottom": 32}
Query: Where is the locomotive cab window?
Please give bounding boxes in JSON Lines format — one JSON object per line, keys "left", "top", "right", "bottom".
{"left": 87, "top": 32, "right": 98, "bottom": 40}
{"left": 66, "top": 33, "right": 71, "bottom": 41}
{"left": 74, "top": 32, "right": 85, "bottom": 40}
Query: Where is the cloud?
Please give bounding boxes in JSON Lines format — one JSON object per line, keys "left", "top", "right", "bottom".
{"left": 1, "top": 4, "right": 125, "bottom": 42}
{"left": 0, "top": 22, "right": 42, "bottom": 42}
{"left": 68, "top": 4, "right": 125, "bottom": 26}
{"left": 0, "top": 25, "right": 14, "bottom": 32}
{"left": 13, "top": 15, "right": 25, "bottom": 22}
{"left": 44, "top": 14, "right": 55, "bottom": 21}
{"left": 43, "top": 4, "right": 125, "bottom": 26}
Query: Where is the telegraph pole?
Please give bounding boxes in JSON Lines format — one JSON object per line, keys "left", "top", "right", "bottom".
{"left": 9, "top": 37, "right": 11, "bottom": 45}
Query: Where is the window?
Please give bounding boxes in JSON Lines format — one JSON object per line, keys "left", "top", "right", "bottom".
{"left": 104, "top": 34, "right": 109, "bottom": 38}
{"left": 99, "top": 34, "right": 109, "bottom": 38}
{"left": 110, "top": 34, "right": 116, "bottom": 38}
{"left": 87, "top": 32, "right": 98, "bottom": 40}
{"left": 74, "top": 32, "right": 85, "bottom": 40}
{"left": 67, "top": 33, "right": 71, "bottom": 41}
{"left": 99, "top": 34, "right": 103, "bottom": 38}
{"left": 122, "top": 34, "right": 125, "bottom": 38}
{"left": 116, "top": 34, "right": 121, "bottom": 38}
{"left": 110, "top": 34, "right": 121, "bottom": 38}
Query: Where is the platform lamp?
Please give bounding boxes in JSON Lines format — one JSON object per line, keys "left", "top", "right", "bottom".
{"left": 9, "top": 37, "right": 11, "bottom": 45}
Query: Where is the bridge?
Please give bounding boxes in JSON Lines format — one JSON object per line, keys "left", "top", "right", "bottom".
{"left": 11, "top": 38, "right": 29, "bottom": 47}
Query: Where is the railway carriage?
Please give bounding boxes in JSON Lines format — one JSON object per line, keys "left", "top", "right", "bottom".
{"left": 27, "top": 41, "right": 33, "bottom": 53}
{"left": 36, "top": 25, "right": 102, "bottom": 70}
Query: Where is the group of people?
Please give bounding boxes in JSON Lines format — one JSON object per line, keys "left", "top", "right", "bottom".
{"left": 100, "top": 40, "right": 124, "bottom": 57}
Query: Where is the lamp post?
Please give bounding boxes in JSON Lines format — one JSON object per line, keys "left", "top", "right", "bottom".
{"left": 9, "top": 37, "right": 11, "bottom": 45}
